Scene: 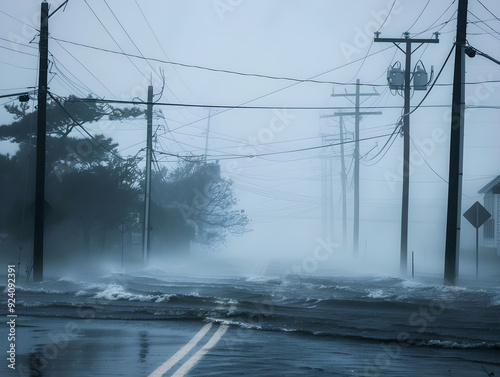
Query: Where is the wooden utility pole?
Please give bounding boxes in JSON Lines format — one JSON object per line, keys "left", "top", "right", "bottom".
{"left": 33, "top": 2, "right": 49, "bottom": 282}
{"left": 320, "top": 135, "right": 335, "bottom": 241}
{"left": 374, "top": 32, "right": 439, "bottom": 276}
{"left": 339, "top": 116, "right": 347, "bottom": 250}
{"left": 142, "top": 86, "right": 153, "bottom": 266}
{"left": 322, "top": 80, "right": 381, "bottom": 256}
{"left": 444, "top": 0, "right": 468, "bottom": 286}
{"left": 204, "top": 108, "right": 212, "bottom": 162}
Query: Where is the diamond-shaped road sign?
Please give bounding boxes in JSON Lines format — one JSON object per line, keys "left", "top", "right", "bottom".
{"left": 118, "top": 222, "right": 128, "bottom": 233}
{"left": 463, "top": 201, "right": 491, "bottom": 229}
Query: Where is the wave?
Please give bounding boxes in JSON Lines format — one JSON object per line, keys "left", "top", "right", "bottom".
{"left": 414, "top": 339, "right": 500, "bottom": 349}
{"left": 490, "top": 294, "right": 500, "bottom": 306}
{"left": 204, "top": 317, "right": 500, "bottom": 350}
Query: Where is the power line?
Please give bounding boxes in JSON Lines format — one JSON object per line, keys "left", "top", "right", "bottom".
{"left": 103, "top": 0, "right": 161, "bottom": 83}
{"left": 50, "top": 35, "right": 399, "bottom": 87}
{"left": 0, "top": 44, "right": 38, "bottom": 57}
{"left": 0, "top": 60, "right": 37, "bottom": 71}
{"left": 48, "top": 91, "right": 133, "bottom": 162}
{"left": 477, "top": 0, "right": 500, "bottom": 23}
{"left": 408, "top": 0, "right": 432, "bottom": 31}
{"left": 0, "top": 9, "right": 39, "bottom": 31}
{"left": 83, "top": 0, "right": 150, "bottom": 82}
{"left": 68, "top": 96, "right": 455, "bottom": 111}
{"left": 346, "top": 0, "right": 398, "bottom": 83}
{"left": 468, "top": 10, "right": 500, "bottom": 40}
{"left": 133, "top": 0, "right": 200, "bottom": 104}
{"left": 45, "top": 37, "right": 500, "bottom": 90}
{"left": 406, "top": 43, "right": 455, "bottom": 117}
{"left": 155, "top": 132, "right": 394, "bottom": 161}
{"left": 51, "top": 39, "right": 117, "bottom": 98}
{"left": 0, "top": 36, "right": 38, "bottom": 50}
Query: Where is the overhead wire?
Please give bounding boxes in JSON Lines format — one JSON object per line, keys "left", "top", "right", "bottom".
{"left": 83, "top": 0, "right": 150, "bottom": 82}
{"left": 0, "top": 36, "right": 38, "bottom": 50}
{"left": 51, "top": 38, "right": 117, "bottom": 98}
{"left": 154, "top": 132, "right": 394, "bottom": 162}
{"left": 133, "top": 0, "right": 202, "bottom": 105}
{"left": 48, "top": 91, "right": 137, "bottom": 162}
{"left": 407, "top": 0, "right": 432, "bottom": 32}
{"left": 345, "top": 0, "right": 398, "bottom": 83}
{"left": 50, "top": 36, "right": 399, "bottom": 87}
{"left": 0, "top": 44, "right": 38, "bottom": 57}
{"left": 409, "top": 135, "right": 477, "bottom": 199}
{"left": 103, "top": 0, "right": 162, "bottom": 83}
{"left": 0, "top": 8, "right": 39, "bottom": 31}
{"left": 477, "top": 0, "right": 500, "bottom": 23}
{"left": 468, "top": 10, "right": 500, "bottom": 40}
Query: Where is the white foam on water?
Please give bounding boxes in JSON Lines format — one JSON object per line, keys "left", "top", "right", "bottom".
{"left": 93, "top": 284, "right": 155, "bottom": 302}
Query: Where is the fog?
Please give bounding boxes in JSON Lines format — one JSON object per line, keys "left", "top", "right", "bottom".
{"left": 1, "top": 0, "right": 500, "bottom": 282}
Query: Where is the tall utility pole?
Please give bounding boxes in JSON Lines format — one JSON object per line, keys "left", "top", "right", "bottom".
{"left": 319, "top": 135, "right": 335, "bottom": 241}
{"left": 142, "top": 85, "right": 153, "bottom": 266}
{"left": 374, "top": 32, "right": 439, "bottom": 275}
{"left": 319, "top": 115, "right": 348, "bottom": 248}
{"left": 33, "top": 1, "right": 49, "bottom": 282}
{"left": 339, "top": 116, "right": 347, "bottom": 250}
{"left": 444, "top": 0, "right": 468, "bottom": 286}
{"left": 322, "top": 80, "right": 381, "bottom": 256}
{"left": 332, "top": 80, "right": 380, "bottom": 256}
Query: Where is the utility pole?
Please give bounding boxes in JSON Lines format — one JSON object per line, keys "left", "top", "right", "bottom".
{"left": 330, "top": 80, "right": 380, "bottom": 256}
{"left": 339, "top": 116, "right": 347, "bottom": 250}
{"left": 322, "top": 80, "right": 381, "bottom": 256}
{"left": 142, "top": 85, "right": 153, "bottom": 266}
{"left": 444, "top": 0, "right": 468, "bottom": 286}
{"left": 33, "top": 1, "right": 49, "bottom": 282}
{"left": 204, "top": 108, "right": 212, "bottom": 162}
{"left": 320, "top": 135, "right": 335, "bottom": 241}
{"left": 319, "top": 117, "right": 346, "bottom": 247}
{"left": 321, "top": 158, "right": 327, "bottom": 239}
{"left": 374, "top": 32, "right": 439, "bottom": 275}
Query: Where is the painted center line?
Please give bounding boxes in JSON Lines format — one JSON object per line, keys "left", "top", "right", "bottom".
{"left": 171, "top": 325, "right": 229, "bottom": 377}
{"left": 148, "top": 323, "right": 213, "bottom": 377}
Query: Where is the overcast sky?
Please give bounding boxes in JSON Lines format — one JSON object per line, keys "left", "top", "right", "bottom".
{"left": 1, "top": 0, "right": 499, "bottom": 273}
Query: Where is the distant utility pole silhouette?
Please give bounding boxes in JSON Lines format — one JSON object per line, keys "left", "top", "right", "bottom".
{"left": 318, "top": 115, "right": 348, "bottom": 250}
{"left": 322, "top": 79, "right": 381, "bottom": 256}
{"left": 142, "top": 85, "right": 153, "bottom": 266}
{"left": 339, "top": 116, "right": 348, "bottom": 250}
{"left": 319, "top": 135, "right": 335, "bottom": 241}
{"left": 374, "top": 32, "right": 439, "bottom": 276}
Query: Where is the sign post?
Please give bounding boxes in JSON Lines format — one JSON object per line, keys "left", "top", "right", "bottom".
{"left": 463, "top": 201, "right": 491, "bottom": 279}
{"left": 118, "top": 222, "right": 128, "bottom": 272}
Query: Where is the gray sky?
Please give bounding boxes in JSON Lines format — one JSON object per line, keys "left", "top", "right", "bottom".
{"left": 1, "top": 0, "right": 499, "bottom": 273}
